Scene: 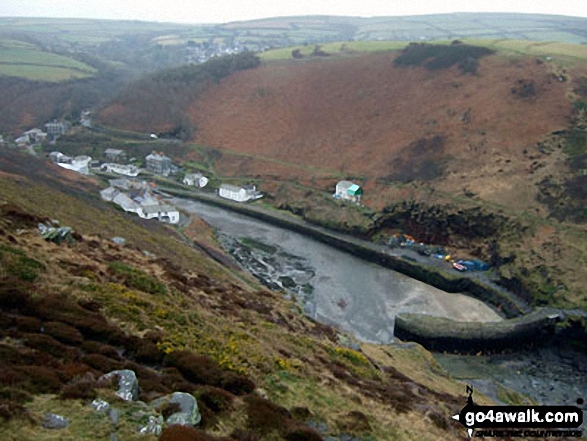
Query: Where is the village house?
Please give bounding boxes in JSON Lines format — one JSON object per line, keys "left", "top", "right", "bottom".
{"left": 219, "top": 184, "right": 262, "bottom": 202}
{"left": 183, "top": 172, "right": 209, "bottom": 188}
{"left": 101, "top": 163, "right": 140, "bottom": 177}
{"left": 140, "top": 205, "right": 180, "bottom": 224}
{"left": 104, "top": 148, "right": 127, "bottom": 163}
{"left": 334, "top": 180, "right": 363, "bottom": 203}
{"left": 109, "top": 178, "right": 153, "bottom": 191}
{"left": 44, "top": 121, "right": 71, "bottom": 138}
{"left": 146, "top": 152, "right": 173, "bottom": 176}
{"left": 49, "top": 151, "right": 91, "bottom": 174}
{"left": 25, "top": 128, "right": 48, "bottom": 143}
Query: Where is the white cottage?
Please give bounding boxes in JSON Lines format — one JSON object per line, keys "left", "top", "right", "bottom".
{"left": 183, "top": 173, "right": 209, "bottom": 188}
{"left": 334, "top": 180, "right": 363, "bottom": 203}
{"left": 219, "top": 184, "right": 262, "bottom": 202}
{"left": 140, "top": 205, "right": 180, "bottom": 224}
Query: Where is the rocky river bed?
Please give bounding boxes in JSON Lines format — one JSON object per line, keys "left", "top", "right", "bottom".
{"left": 217, "top": 233, "right": 318, "bottom": 315}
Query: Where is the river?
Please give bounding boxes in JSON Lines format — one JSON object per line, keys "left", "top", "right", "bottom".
{"left": 173, "top": 198, "right": 501, "bottom": 344}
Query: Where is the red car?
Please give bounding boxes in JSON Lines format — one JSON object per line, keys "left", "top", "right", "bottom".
{"left": 453, "top": 262, "right": 467, "bottom": 272}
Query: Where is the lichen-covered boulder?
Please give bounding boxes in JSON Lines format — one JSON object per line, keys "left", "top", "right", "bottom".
{"left": 101, "top": 369, "right": 138, "bottom": 401}
{"left": 151, "top": 392, "right": 201, "bottom": 426}
{"left": 42, "top": 413, "right": 69, "bottom": 429}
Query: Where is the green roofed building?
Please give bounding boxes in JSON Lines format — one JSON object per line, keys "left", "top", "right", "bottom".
{"left": 335, "top": 180, "right": 363, "bottom": 203}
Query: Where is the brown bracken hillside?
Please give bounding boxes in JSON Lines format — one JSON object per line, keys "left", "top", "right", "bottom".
{"left": 190, "top": 53, "right": 570, "bottom": 178}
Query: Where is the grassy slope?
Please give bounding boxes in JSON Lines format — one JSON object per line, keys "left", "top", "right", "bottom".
{"left": 0, "top": 148, "right": 488, "bottom": 440}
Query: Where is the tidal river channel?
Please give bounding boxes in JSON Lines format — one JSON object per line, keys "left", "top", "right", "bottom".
{"left": 173, "top": 198, "right": 501, "bottom": 343}
{"left": 174, "top": 198, "right": 587, "bottom": 414}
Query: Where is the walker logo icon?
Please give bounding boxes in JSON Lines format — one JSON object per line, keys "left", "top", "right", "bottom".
{"left": 452, "top": 385, "right": 584, "bottom": 439}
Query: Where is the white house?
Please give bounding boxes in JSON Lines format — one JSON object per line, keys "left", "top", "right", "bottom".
{"left": 24, "top": 128, "right": 47, "bottom": 143}
{"left": 101, "top": 163, "right": 140, "bottom": 177}
{"left": 140, "top": 205, "right": 179, "bottom": 224}
{"left": 183, "top": 173, "right": 209, "bottom": 188}
{"left": 219, "top": 184, "right": 262, "bottom": 202}
{"left": 334, "top": 180, "right": 363, "bottom": 203}
{"left": 55, "top": 155, "right": 92, "bottom": 175}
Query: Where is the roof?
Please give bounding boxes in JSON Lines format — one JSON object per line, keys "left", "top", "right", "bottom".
{"left": 100, "top": 187, "right": 119, "bottom": 200}
{"left": 185, "top": 173, "right": 203, "bottom": 179}
{"left": 220, "top": 184, "right": 243, "bottom": 192}
{"left": 336, "top": 180, "right": 354, "bottom": 189}
{"left": 141, "top": 205, "right": 178, "bottom": 214}
{"left": 146, "top": 153, "right": 170, "bottom": 161}
{"left": 105, "top": 148, "right": 124, "bottom": 155}
{"left": 347, "top": 184, "right": 362, "bottom": 196}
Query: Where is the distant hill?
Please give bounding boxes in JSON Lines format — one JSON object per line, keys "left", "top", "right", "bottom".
{"left": 1, "top": 13, "right": 586, "bottom": 133}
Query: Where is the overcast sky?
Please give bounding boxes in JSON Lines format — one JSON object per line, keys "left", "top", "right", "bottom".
{"left": 1, "top": 0, "right": 586, "bottom": 24}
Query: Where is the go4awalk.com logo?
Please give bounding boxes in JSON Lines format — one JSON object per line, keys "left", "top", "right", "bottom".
{"left": 452, "top": 386, "right": 584, "bottom": 438}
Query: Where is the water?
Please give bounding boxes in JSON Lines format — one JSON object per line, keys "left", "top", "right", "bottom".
{"left": 173, "top": 198, "right": 501, "bottom": 344}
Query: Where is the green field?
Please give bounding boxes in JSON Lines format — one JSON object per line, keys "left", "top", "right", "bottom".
{"left": 261, "top": 38, "right": 587, "bottom": 63}
{"left": 0, "top": 45, "right": 96, "bottom": 81}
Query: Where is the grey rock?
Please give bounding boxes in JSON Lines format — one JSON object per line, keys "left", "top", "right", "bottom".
{"left": 150, "top": 392, "right": 201, "bottom": 426}
{"left": 139, "top": 415, "right": 163, "bottom": 435}
{"left": 101, "top": 369, "right": 138, "bottom": 401}
{"left": 109, "top": 408, "right": 120, "bottom": 425}
{"left": 112, "top": 237, "right": 126, "bottom": 245}
{"left": 91, "top": 398, "right": 111, "bottom": 413}
{"left": 42, "top": 413, "right": 69, "bottom": 429}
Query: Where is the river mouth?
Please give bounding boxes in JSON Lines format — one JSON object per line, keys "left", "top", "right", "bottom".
{"left": 174, "top": 197, "right": 501, "bottom": 344}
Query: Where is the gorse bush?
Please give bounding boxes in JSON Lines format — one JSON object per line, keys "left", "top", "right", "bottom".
{"left": 394, "top": 42, "right": 494, "bottom": 74}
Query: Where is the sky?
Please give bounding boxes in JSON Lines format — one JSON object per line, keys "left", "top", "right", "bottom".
{"left": 0, "top": 0, "right": 586, "bottom": 24}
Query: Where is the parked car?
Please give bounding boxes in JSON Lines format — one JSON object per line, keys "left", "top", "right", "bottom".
{"left": 453, "top": 262, "right": 467, "bottom": 272}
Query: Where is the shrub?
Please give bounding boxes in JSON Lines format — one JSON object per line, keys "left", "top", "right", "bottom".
{"left": 160, "top": 425, "right": 224, "bottom": 441}
{"left": 230, "top": 428, "right": 260, "bottom": 441}
{"left": 0, "top": 284, "right": 33, "bottom": 312}
{"left": 6, "top": 314, "right": 41, "bottom": 332}
{"left": 0, "top": 400, "right": 27, "bottom": 421}
{"left": 199, "top": 386, "right": 235, "bottom": 412}
{"left": 133, "top": 340, "right": 163, "bottom": 364}
{"left": 22, "top": 333, "right": 79, "bottom": 360}
{"left": 161, "top": 367, "right": 193, "bottom": 392}
{"left": 44, "top": 321, "right": 84, "bottom": 346}
{"left": 244, "top": 395, "right": 292, "bottom": 435}
{"left": 81, "top": 341, "right": 121, "bottom": 360}
{"left": 219, "top": 372, "right": 255, "bottom": 396}
{"left": 81, "top": 354, "right": 122, "bottom": 373}
{"left": 17, "top": 365, "right": 62, "bottom": 393}
{"left": 60, "top": 380, "right": 98, "bottom": 400}
{"left": 164, "top": 351, "right": 223, "bottom": 386}
{"left": 393, "top": 42, "right": 494, "bottom": 74}
{"left": 284, "top": 426, "right": 323, "bottom": 441}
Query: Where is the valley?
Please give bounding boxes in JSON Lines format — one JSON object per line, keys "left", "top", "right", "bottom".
{"left": 0, "top": 11, "right": 586, "bottom": 441}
